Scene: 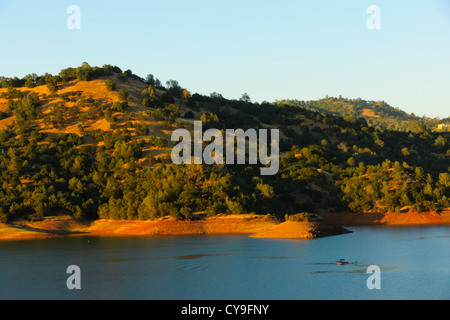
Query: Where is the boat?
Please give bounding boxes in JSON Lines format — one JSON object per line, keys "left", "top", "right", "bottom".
{"left": 335, "top": 259, "right": 350, "bottom": 265}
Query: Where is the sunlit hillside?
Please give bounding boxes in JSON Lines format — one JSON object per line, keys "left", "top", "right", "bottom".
{"left": 0, "top": 63, "right": 448, "bottom": 224}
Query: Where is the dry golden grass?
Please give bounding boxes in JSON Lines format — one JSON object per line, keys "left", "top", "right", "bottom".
{"left": 250, "top": 221, "right": 317, "bottom": 239}
{"left": 361, "top": 108, "right": 379, "bottom": 118}
{"left": 0, "top": 77, "right": 175, "bottom": 161}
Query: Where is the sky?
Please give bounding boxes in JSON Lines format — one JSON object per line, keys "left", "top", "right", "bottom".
{"left": 0, "top": 0, "right": 449, "bottom": 118}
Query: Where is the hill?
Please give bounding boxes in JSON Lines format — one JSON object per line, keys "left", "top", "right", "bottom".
{"left": 0, "top": 63, "right": 449, "bottom": 225}
{"left": 276, "top": 97, "right": 448, "bottom": 132}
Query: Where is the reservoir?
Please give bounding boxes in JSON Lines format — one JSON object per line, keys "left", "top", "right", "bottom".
{"left": 1, "top": 226, "right": 450, "bottom": 300}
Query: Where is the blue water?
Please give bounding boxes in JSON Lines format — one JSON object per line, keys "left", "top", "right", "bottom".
{"left": 1, "top": 226, "right": 450, "bottom": 300}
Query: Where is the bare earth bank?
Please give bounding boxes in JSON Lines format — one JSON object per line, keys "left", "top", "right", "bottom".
{"left": 0, "top": 214, "right": 348, "bottom": 241}
{"left": 2, "top": 210, "right": 449, "bottom": 241}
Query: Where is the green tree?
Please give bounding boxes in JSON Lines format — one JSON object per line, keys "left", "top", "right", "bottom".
{"left": 117, "top": 89, "right": 129, "bottom": 102}
{"left": 105, "top": 79, "right": 116, "bottom": 91}
{"left": 141, "top": 85, "right": 159, "bottom": 107}
{"left": 434, "top": 136, "right": 447, "bottom": 148}
{"left": 240, "top": 93, "right": 251, "bottom": 103}
{"left": 438, "top": 173, "right": 450, "bottom": 188}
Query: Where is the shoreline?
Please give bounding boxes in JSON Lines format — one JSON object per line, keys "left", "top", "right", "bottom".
{"left": 323, "top": 210, "right": 450, "bottom": 227}
{"left": 0, "top": 214, "right": 347, "bottom": 241}
{"left": 1, "top": 210, "right": 449, "bottom": 241}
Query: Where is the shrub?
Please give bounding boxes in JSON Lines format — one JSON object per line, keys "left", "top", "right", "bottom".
{"left": 105, "top": 80, "right": 116, "bottom": 91}
{"left": 112, "top": 101, "right": 129, "bottom": 113}
{"left": 284, "top": 212, "right": 317, "bottom": 222}
{"left": 117, "top": 89, "right": 129, "bottom": 102}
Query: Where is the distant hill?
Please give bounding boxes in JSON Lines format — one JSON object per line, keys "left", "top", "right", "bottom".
{"left": 0, "top": 63, "right": 448, "bottom": 224}
{"left": 275, "top": 97, "right": 447, "bottom": 133}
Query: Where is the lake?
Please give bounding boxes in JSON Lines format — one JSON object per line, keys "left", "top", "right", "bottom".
{"left": 1, "top": 226, "right": 450, "bottom": 300}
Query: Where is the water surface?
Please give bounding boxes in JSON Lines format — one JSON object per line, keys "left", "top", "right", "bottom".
{"left": 1, "top": 226, "right": 450, "bottom": 300}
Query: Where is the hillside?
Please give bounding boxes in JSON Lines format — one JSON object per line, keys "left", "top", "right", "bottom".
{"left": 0, "top": 63, "right": 449, "bottom": 225}
{"left": 276, "top": 97, "right": 448, "bottom": 132}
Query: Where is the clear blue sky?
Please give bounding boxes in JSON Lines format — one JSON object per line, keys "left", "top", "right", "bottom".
{"left": 0, "top": 0, "right": 449, "bottom": 118}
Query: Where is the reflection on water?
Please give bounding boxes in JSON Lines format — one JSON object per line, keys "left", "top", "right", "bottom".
{"left": 176, "top": 253, "right": 233, "bottom": 260}
{"left": 311, "top": 269, "right": 367, "bottom": 274}
{"left": 415, "top": 235, "right": 450, "bottom": 240}
{"left": 259, "top": 256, "right": 292, "bottom": 260}
{"left": 100, "top": 257, "right": 149, "bottom": 263}
{"left": 308, "top": 263, "right": 401, "bottom": 274}
{"left": 1, "top": 227, "right": 450, "bottom": 300}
